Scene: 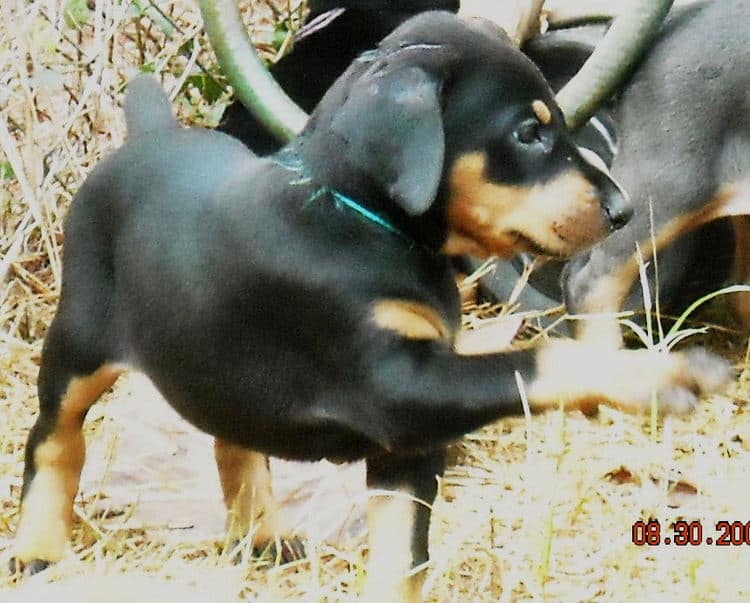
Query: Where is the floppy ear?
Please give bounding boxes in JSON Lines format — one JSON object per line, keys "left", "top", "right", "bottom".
{"left": 331, "top": 66, "right": 444, "bottom": 216}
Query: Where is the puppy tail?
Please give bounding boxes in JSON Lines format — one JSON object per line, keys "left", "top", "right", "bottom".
{"left": 124, "top": 74, "right": 177, "bottom": 137}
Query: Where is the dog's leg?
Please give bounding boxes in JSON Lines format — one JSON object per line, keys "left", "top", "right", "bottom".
{"left": 362, "top": 450, "right": 444, "bottom": 603}
{"left": 213, "top": 439, "right": 302, "bottom": 562}
{"left": 12, "top": 321, "right": 123, "bottom": 573}
{"left": 363, "top": 303, "right": 449, "bottom": 601}
{"left": 362, "top": 335, "right": 730, "bottom": 455}
{"left": 566, "top": 263, "right": 633, "bottom": 348}
{"left": 568, "top": 183, "right": 750, "bottom": 347}
{"left": 730, "top": 214, "right": 750, "bottom": 326}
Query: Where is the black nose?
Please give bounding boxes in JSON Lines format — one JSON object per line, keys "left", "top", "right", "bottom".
{"left": 605, "top": 191, "right": 632, "bottom": 230}
{"left": 600, "top": 177, "right": 632, "bottom": 231}
{"left": 575, "top": 147, "right": 632, "bottom": 231}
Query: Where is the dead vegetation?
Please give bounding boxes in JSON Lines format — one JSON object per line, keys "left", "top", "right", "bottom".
{"left": 2, "top": 1, "right": 750, "bottom": 601}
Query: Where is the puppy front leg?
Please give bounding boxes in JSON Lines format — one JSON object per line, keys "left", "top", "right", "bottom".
{"left": 214, "top": 439, "right": 303, "bottom": 562}
{"left": 454, "top": 330, "right": 729, "bottom": 415}
{"left": 730, "top": 214, "right": 750, "bottom": 326}
{"left": 365, "top": 336, "right": 731, "bottom": 452}
{"left": 363, "top": 450, "right": 445, "bottom": 603}
{"left": 528, "top": 339, "right": 733, "bottom": 414}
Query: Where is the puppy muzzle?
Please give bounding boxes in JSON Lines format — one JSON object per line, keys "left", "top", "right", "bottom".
{"left": 577, "top": 147, "right": 632, "bottom": 232}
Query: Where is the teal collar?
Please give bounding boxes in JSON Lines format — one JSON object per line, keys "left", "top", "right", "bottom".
{"left": 315, "top": 188, "right": 407, "bottom": 240}
{"left": 274, "top": 149, "right": 411, "bottom": 242}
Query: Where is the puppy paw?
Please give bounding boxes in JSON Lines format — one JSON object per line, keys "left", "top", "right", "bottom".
{"left": 530, "top": 340, "right": 732, "bottom": 415}
{"left": 223, "top": 536, "right": 306, "bottom": 566}
{"left": 654, "top": 385, "right": 701, "bottom": 415}
{"left": 8, "top": 557, "right": 51, "bottom": 576}
{"left": 682, "top": 347, "right": 735, "bottom": 393}
{"left": 253, "top": 536, "right": 306, "bottom": 565}
{"left": 655, "top": 347, "right": 734, "bottom": 415}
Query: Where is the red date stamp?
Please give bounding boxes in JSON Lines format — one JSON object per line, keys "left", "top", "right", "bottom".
{"left": 632, "top": 519, "right": 750, "bottom": 546}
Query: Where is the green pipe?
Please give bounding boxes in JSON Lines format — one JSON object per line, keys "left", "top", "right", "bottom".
{"left": 199, "top": 0, "right": 308, "bottom": 142}
{"left": 201, "top": 0, "right": 673, "bottom": 141}
{"left": 556, "top": 0, "right": 674, "bottom": 130}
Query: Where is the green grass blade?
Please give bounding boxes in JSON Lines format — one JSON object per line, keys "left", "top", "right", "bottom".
{"left": 666, "top": 284, "right": 750, "bottom": 339}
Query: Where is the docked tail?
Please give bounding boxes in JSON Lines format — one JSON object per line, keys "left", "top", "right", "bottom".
{"left": 123, "top": 75, "right": 177, "bottom": 137}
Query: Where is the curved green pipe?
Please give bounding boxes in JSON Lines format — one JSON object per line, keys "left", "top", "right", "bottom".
{"left": 199, "top": 0, "right": 308, "bottom": 142}
{"left": 555, "top": 0, "right": 674, "bottom": 130}
{"left": 201, "top": 0, "right": 673, "bottom": 141}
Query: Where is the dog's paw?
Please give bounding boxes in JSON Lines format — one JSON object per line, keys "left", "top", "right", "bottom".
{"left": 683, "top": 347, "right": 735, "bottom": 393}
{"left": 655, "top": 347, "right": 734, "bottom": 415}
{"left": 253, "top": 537, "right": 306, "bottom": 565}
{"left": 612, "top": 346, "right": 733, "bottom": 416}
{"left": 8, "top": 556, "right": 51, "bottom": 576}
{"left": 530, "top": 340, "right": 733, "bottom": 415}
{"left": 223, "top": 536, "right": 306, "bottom": 566}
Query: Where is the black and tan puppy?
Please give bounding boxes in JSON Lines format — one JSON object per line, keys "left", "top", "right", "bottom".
{"left": 12, "top": 13, "right": 730, "bottom": 601}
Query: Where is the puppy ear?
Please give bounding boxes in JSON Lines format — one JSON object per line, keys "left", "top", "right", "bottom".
{"left": 331, "top": 66, "right": 444, "bottom": 216}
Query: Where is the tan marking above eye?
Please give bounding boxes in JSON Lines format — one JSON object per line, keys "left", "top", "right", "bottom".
{"left": 371, "top": 299, "right": 451, "bottom": 341}
{"left": 532, "top": 99, "right": 552, "bottom": 125}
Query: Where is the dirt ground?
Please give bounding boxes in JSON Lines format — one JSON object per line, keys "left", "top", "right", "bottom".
{"left": 2, "top": 1, "right": 750, "bottom": 601}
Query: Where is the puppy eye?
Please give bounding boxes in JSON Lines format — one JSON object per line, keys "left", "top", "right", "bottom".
{"left": 515, "top": 119, "right": 542, "bottom": 145}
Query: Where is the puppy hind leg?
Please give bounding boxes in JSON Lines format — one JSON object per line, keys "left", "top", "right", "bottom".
{"left": 213, "top": 439, "right": 302, "bottom": 563}
{"left": 362, "top": 450, "right": 445, "bottom": 603}
{"left": 12, "top": 321, "right": 124, "bottom": 573}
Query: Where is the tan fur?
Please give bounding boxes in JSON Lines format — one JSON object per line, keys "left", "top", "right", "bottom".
{"left": 730, "top": 214, "right": 750, "bottom": 326}
{"left": 13, "top": 435, "right": 85, "bottom": 563}
{"left": 576, "top": 182, "right": 750, "bottom": 346}
{"left": 445, "top": 152, "right": 606, "bottom": 259}
{"left": 573, "top": 273, "right": 632, "bottom": 348}
{"left": 633, "top": 183, "right": 749, "bottom": 262}
{"left": 13, "top": 364, "right": 124, "bottom": 564}
{"left": 372, "top": 299, "right": 452, "bottom": 341}
{"left": 362, "top": 492, "right": 424, "bottom": 603}
{"left": 532, "top": 99, "right": 552, "bottom": 125}
{"left": 213, "top": 440, "right": 289, "bottom": 545}
{"left": 60, "top": 363, "right": 126, "bottom": 427}
{"left": 528, "top": 339, "right": 690, "bottom": 414}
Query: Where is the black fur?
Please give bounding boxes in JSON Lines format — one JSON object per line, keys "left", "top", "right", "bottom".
{"left": 218, "top": 0, "right": 459, "bottom": 153}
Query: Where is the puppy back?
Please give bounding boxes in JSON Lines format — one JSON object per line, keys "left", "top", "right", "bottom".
{"left": 123, "top": 75, "right": 176, "bottom": 137}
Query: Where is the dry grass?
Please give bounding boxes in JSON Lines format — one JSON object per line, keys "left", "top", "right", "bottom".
{"left": 2, "top": 1, "right": 750, "bottom": 601}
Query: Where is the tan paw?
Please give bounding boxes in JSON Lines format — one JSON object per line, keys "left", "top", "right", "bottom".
{"left": 656, "top": 347, "right": 734, "bottom": 414}
{"left": 529, "top": 340, "right": 733, "bottom": 415}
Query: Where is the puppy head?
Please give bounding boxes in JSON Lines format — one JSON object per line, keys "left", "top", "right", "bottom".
{"left": 297, "top": 12, "right": 630, "bottom": 257}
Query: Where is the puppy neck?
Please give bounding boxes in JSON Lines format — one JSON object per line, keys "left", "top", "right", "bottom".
{"left": 272, "top": 147, "right": 416, "bottom": 245}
